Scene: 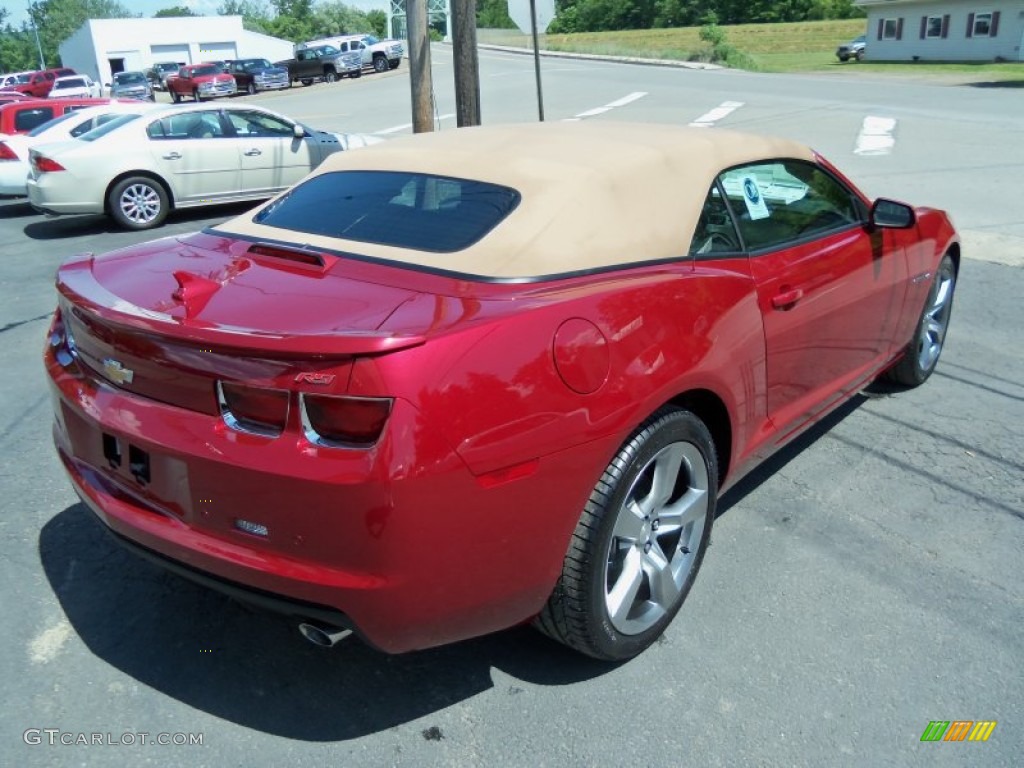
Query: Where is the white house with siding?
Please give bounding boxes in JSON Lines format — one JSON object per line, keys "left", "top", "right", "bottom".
{"left": 854, "top": 0, "right": 1024, "bottom": 60}
{"left": 58, "top": 17, "right": 296, "bottom": 87}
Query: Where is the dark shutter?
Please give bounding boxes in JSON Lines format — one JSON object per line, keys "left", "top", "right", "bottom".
{"left": 967, "top": 12, "right": 974, "bottom": 38}
{"left": 941, "top": 15, "right": 949, "bottom": 39}
{"left": 877, "top": 18, "right": 884, "bottom": 41}
{"left": 896, "top": 18, "right": 904, "bottom": 41}
{"left": 920, "top": 16, "right": 927, "bottom": 40}
{"left": 991, "top": 11, "right": 1000, "bottom": 37}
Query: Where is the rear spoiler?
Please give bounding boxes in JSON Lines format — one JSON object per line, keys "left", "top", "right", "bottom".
{"left": 56, "top": 255, "right": 425, "bottom": 358}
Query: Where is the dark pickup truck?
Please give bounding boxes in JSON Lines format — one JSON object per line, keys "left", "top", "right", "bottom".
{"left": 274, "top": 45, "right": 361, "bottom": 86}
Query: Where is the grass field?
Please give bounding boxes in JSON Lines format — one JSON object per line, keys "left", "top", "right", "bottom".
{"left": 478, "top": 20, "right": 1024, "bottom": 82}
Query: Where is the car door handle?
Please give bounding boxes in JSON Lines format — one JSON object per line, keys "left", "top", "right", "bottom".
{"left": 771, "top": 288, "right": 804, "bottom": 310}
{"left": 244, "top": 148, "right": 262, "bottom": 156}
{"left": 162, "top": 151, "right": 182, "bottom": 160}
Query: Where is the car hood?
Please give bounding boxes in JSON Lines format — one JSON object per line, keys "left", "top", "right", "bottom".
{"left": 55, "top": 232, "right": 429, "bottom": 356}
{"left": 250, "top": 66, "right": 288, "bottom": 75}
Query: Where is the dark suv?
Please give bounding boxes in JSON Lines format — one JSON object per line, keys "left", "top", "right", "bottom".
{"left": 146, "top": 62, "right": 181, "bottom": 90}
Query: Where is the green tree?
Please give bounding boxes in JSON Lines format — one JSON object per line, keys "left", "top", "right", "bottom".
{"left": 311, "top": 1, "right": 370, "bottom": 36}
{"left": 366, "top": 9, "right": 387, "bottom": 37}
{"left": 218, "top": 0, "right": 271, "bottom": 33}
{"left": 154, "top": 6, "right": 196, "bottom": 16}
{"left": 477, "top": 0, "right": 516, "bottom": 29}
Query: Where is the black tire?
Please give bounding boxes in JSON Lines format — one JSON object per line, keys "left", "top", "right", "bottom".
{"left": 884, "top": 253, "right": 957, "bottom": 387}
{"left": 389, "top": 59, "right": 400, "bottom": 70}
{"left": 172, "top": 90, "right": 182, "bottom": 103}
{"left": 838, "top": 55, "right": 849, "bottom": 62}
{"left": 107, "top": 176, "right": 169, "bottom": 231}
{"left": 324, "top": 68, "right": 337, "bottom": 83}
{"left": 192, "top": 88, "right": 201, "bottom": 102}
{"left": 246, "top": 82, "right": 256, "bottom": 95}
{"left": 535, "top": 407, "right": 717, "bottom": 661}
{"left": 855, "top": 50, "right": 865, "bottom": 62}
{"left": 301, "top": 78, "right": 313, "bottom": 87}
{"left": 373, "top": 55, "right": 388, "bottom": 73}
{"left": 351, "top": 69, "right": 362, "bottom": 79}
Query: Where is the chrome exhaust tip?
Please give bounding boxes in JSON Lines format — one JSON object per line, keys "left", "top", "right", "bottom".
{"left": 298, "top": 622, "right": 352, "bottom": 648}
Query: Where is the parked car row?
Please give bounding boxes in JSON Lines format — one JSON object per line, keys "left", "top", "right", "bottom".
{"left": 1, "top": 99, "right": 380, "bottom": 231}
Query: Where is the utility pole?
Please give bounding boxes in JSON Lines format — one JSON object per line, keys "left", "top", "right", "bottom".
{"left": 406, "top": 0, "right": 433, "bottom": 133}
{"left": 27, "top": 1, "right": 46, "bottom": 70}
{"left": 450, "top": 0, "right": 481, "bottom": 127}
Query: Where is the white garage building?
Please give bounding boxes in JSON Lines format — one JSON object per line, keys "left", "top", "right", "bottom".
{"left": 58, "top": 16, "right": 296, "bottom": 86}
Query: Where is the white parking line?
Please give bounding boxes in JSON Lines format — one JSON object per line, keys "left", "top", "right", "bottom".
{"left": 689, "top": 101, "right": 744, "bottom": 128}
{"left": 854, "top": 116, "right": 897, "bottom": 155}
{"left": 567, "top": 91, "right": 648, "bottom": 121}
{"left": 375, "top": 113, "right": 455, "bottom": 135}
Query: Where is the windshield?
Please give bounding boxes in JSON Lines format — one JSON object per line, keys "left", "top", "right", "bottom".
{"left": 190, "top": 65, "right": 220, "bottom": 76}
{"left": 55, "top": 78, "right": 87, "bottom": 89}
{"left": 362, "top": 36, "right": 379, "bottom": 45}
{"left": 244, "top": 59, "right": 273, "bottom": 70}
{"left": 114, "top": 72, "right": 147, "bottom": 84}
{"left": 80, "top": 114, "right": 141, "bottom": 142}
{"left": 27, "top": 111, "right": 78, "bottom": 136}
{"left": 319, "top": 46, "right": 340, "bottom": 55}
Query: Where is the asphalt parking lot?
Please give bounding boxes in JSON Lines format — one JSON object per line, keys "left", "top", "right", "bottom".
{"left": 1, "top": 49, "right": 1022, "bottom": 767}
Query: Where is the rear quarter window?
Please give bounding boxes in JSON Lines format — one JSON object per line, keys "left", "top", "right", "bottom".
{"left": 252, "top": 171, "right": 521, "bottom": 252}
{"left": 14, "top": 107, "right": 56, "bottom": 132}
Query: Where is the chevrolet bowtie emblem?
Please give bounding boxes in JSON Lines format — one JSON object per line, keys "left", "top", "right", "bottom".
{"left": 103, "top": 358, "right": 134, "bottom": 385}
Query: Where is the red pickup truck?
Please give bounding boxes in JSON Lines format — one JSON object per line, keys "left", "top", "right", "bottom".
{"left": 166, "top": 64, "right": 236, "bottom": 102}
{"left": 8, "top": 68, "right": 77, "bottom": 98}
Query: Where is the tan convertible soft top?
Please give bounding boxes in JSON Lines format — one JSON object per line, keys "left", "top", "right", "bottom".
{"left": 218, "top": 121, "right": 815, "bottom": 280}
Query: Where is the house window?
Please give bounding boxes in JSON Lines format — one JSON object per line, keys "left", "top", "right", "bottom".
{"left": 879, "top": 18, "right": 903, "bottom": 41}
{"left": 967, "top": 11, "right": 1001, "bottom": 38}
{"left": 926, "top": 16, "right": 944, "bottom": 38}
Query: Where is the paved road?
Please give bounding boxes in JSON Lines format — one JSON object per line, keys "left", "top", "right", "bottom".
{"left": 2, "top": 46, "right": 1021, "bottom": 767}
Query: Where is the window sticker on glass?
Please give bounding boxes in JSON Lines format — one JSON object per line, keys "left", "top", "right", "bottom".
{"left": 741, "top": 175, "right": 770, "bottom": 220}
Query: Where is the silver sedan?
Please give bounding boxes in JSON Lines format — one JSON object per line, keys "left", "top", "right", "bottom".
{"left": 26, "top": 103, "right": 382, "bottom": 230}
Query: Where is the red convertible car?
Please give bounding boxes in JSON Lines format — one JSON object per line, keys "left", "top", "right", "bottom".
{"left": 45, "top": 122, "right": 958, "bottom": 660}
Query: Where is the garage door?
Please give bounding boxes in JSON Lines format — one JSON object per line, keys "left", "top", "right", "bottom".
{"left": 198, "top": 42, "right": 238, "bottom": 62}
{"left": 150, "top": 44, "right": 191, "bottom": 65}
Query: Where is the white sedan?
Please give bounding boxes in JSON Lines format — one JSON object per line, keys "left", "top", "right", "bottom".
{"left": 26, "top": 103, "right": 382, "bottom": 230}
{"left": 0, "top": 101, "right": 159, "bottom": 196}
{"left": 49, "top": 75, "right": 101, "bottom": 99}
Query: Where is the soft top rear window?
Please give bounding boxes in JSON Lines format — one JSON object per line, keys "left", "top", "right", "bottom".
{"left": 252, "top": 171, "right": 521, "bottom": 253}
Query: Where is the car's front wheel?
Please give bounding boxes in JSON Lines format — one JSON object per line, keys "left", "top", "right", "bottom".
{"left": 855, "top": 50, "right": 865, "bottom": 62}
{"left": 247, "top": 82, "right": 256, "bottom": 95}
{"left": 324, "top": 68, "right": 337, "bottom": 83}
{"left": 171, "top": 90, "right": 182, "bottom": 103}
{"left": 373, "top": 55, "right": 388, "bottom": 73}
{"left": 301, "top": 78, "right": 313, "bottom": 86}
{"left": 108, "top": 176, "right": 169, "bottom": 231}
{"left": 884, "top": 252, "right": 957, "bottom": 387}
{"left": 535, "top": 407, "right": 717, "bottom": 660}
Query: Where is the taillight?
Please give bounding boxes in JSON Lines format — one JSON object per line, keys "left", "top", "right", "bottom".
{"left": 217, "top": 381, "right": 289, "bottom": 437}
{"left": 301, "top": 394, "right": 392, "bottom": 448}
{"left": 0, "top": 142, "right": 17, "bottom": 161}
{"left": 46, "top": 307, "right": 75, "bottom": 366}
{"left": 32, "top": 154, "right": 65, "bottom": 173}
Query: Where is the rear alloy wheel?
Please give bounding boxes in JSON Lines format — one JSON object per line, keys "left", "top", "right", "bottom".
{"left": 373, "top": 55, "right": 388, "bottom": 73}
{"left": 247, "top": 82, "right": 256, "bottom": 95}
{"left": 884, "top": 253, "right": 956, "bottom": 387}
{"left": 324, "top": 69, "right": 337, "bottom": 83}
{"left": 535, "top": 407, "right": 717, "bottom": 660}
{"left": 108, "top": 176, "right": 169, "bottom": 231}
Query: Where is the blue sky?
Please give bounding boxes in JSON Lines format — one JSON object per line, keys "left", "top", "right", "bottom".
{"left": 4, "top": 1, "right": 225, "bottom": 29}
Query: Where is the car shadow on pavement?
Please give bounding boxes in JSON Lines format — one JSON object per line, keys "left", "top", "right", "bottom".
{"left": 0, "top": 198, "right": 35, "bottom": 219}
{"left": 22, "top": 203, "right": 258, "bottom": 240}
{"left": 39, "top": 396, "right": 869, "bottom": 741}
{"left": 39, "top": 502, "right": 617, "bottom": 741}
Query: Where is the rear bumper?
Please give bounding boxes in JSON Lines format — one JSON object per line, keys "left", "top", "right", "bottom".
{"left": 46, "top": 331, "right": 591, "bottom": 652}
{"left": 28, "top": 176, "right": 104, "bottom": 215}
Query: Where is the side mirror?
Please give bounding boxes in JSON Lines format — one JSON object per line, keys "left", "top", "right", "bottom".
{"left": 871, "top": 198, "right": 916, "bottom": 229}
{"left": 293, "top": 124, "right": 306, "bottom": 138}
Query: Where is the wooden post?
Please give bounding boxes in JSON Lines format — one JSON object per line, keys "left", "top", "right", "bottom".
{"left": 406, "top": 0, "right": 434, "bottom": 133}
{"left": 451, "top": 0, "right": 481, "bottom": 127}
